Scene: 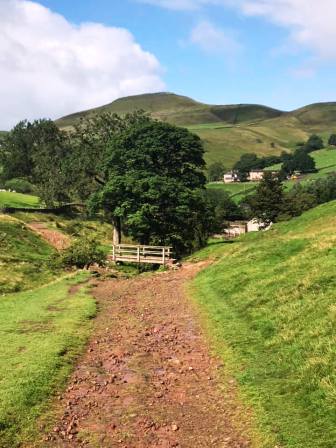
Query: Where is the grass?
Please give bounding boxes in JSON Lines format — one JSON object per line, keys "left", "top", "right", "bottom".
{"left": 56, "top": 91, "right": 336, "bottom": 168}
{"left": 0, "top": 191, "right": 40, "bottom": 208}
{"left": 207, "top": 148, "right": 336, "bottom": 202}
{"left": 0, "top": 214, "right": 57, "bottom": 293}
{"left": 191, "top": 201, "right": 336, "bottom": 447}
{"left": 207, "top": 182, "right": 258, "bottom": 202}
{"left": 0, "top": 272, "right": 95, "bottom": 447}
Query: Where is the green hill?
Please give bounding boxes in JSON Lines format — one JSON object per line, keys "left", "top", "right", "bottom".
{"left": 0, "top": 214, "right": 56, "bottom": 293}
{"left": 56, "top": 93, "right": 336, "bottom": 168}
{"left": 56, "top": 92, "right": 283, "bottom": 129}
{"left": 191, "top": 200, "right": 336, "bottom": 447}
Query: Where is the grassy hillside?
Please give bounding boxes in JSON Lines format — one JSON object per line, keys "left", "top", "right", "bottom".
{"left": 0, "top": 191, "right": 40, "bottom": 208}
{"left": 56, "top": 92, "right": 283, "bottom": 129}
{"left": 0, "top": 273, "right": 95, "bottom": 447}
{"left": 191, "top": 201, "right": 336, "bottom": 447}
{"left": 0, "top": 214, "right": 56, "bottom": 293}
{"left": 209, "top": 147, "right": 336, "bottom": 201}
{"left": 56, "top": 92, "right": 336, "bottom": 168}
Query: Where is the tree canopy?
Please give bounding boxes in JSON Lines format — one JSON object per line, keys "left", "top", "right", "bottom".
{"left": 247, "top": 172, "right": 284, "bottom": 224}
{"left": 87, "top": 118, "right": 211, "bottom": 255}
{"left": 281, "top": 147, "right": 316, "bottom": 175}
{"left": 328, "top": 134, "right": 336, "bottom": 146}
{"left": 0, "top": 119, "right": 72, "bottom": 205}
{"left": 207, "top": 162, "right": 226, "bottom": 182}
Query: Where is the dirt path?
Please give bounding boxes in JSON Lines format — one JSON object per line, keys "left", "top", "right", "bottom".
{"left": 44, "top": 263, "right": 251, "bottom": 448}
{"left": 27, "top": 222, "right": 70, "bottom": 250}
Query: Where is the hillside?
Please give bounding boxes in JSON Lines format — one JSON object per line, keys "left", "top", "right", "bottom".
{"left": 0, "top": 214, "right": 56, "bottom": 293}
{"left": 56, "top": 92, "right": 283, "bottom": 129}
{"left": 56, "top": 93, "right": 336, "bottom": 168}
{"left": 191, "top": 201, "right": 336, "bottom": 447}
{"left": 208, "top": 147, "right": 336, "bottom": 201}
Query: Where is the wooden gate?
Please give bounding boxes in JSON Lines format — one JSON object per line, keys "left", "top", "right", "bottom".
{"left": 111, "top": 244, "right": 173, "bottom": 265}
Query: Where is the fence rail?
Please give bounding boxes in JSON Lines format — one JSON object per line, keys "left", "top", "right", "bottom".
{"left": 111, "top": 244, "right": 173, "bottom": 265}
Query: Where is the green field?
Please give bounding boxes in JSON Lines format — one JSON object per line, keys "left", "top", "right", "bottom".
{"left": 0, "top": 191, "right": 40, "bottom": 208}
{"left": 207, "top": 148, "right": 336, "bottom": 201}
{"left": 56, "top": 92, "right": 336, "bottom": 168}
{"left": 0, "top": 273, "right": 95, "bottom": 447}
{"left": 191, "top": 201, "right": 336, "bottom": 447}
{"left": 0, "top": 214, "right": 57, "bottom": 293}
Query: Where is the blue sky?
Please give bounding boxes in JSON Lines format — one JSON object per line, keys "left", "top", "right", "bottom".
{"left": 0, "top": 0, "right": 335, "bottom": 128}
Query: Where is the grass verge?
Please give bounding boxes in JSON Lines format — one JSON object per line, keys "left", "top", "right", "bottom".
{"left": 0, "top": 215, "right": 57, "bottom": 293}
{"left": 0, "top": 272, "right": 96, "bottom": 447}
{"left": 190, "top": 201, "right": 336, "bottom": 447}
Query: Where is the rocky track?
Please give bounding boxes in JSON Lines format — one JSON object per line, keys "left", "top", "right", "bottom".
{"left": 44, "top": 263, "right": 251, "bottom": 448}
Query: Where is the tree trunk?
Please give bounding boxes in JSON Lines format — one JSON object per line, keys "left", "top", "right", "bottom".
{"left": 112, "top": 216, "right": 121, "bottom": 245}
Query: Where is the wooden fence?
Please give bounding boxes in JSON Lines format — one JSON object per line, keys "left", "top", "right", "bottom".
{"left": 111, "top": 244, "right": 173, "bottom": 265}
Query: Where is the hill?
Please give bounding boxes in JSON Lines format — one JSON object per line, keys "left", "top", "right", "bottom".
{"left": 56, "top": 93, "right": 336, "bottom": 167}
{"left": 191, "top": 200, "right": 336, "bottom": 447}
{"left": 56, "top": 92, "right": 283, "bottom": 129}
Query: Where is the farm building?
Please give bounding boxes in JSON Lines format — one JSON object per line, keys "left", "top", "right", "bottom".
{"left": 248, "top": 169, "right": 264, "bottom": 181}
{"left": 223, "top": 171, "right": 239, "bottom": 183}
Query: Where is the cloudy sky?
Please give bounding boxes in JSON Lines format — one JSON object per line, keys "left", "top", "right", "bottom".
{"left": 1, "top": 0, "right": 335, "bottom": 129}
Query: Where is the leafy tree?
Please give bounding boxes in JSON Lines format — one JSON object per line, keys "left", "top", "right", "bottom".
{"left": 281, "top": 148, "right": 316, "bottom": 175}
{"left": 207, "top": 162, "right": 226, "bottom": 182}
{"left": 305, "top": 134, "right": 324, "bottom": 152}
{"left": 4, "top": 178, "right": 35, "bottom": 194}
{"left": 328, "top": 134, "right": 336, "bottom": 146}
{"left": 247, "top": 172, "right": 285, "bottom": 224}
{"left": 206, "top": 189, "right": 245, "bottom": 233}
{"left": 81, "top": 116, "right": 211, "bottom": 255}
{"left": 0, "top": 119, "right": 71, "bottom": 205}
{"left": 233, "top": 153, "right": 262, "bottom": 181}
{"left": 282, "top": 185, "right": 317, "bottom": 218}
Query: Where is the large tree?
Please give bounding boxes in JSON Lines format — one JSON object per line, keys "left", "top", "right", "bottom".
{"left": 247, "top": 172, "right": 285, "bottom": 225}
{"left": 72, "top": 113, "right": 211, "bottom": 254}
{"left": 305, "top": 134, "right": 324, "bottom": 152}
{"left": 281, "top": 148, "right": 316, "bottom": 175}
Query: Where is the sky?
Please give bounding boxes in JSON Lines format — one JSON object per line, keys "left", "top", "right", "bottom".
{"left": 1, "top": 0, "right": 336, "bottom": 129}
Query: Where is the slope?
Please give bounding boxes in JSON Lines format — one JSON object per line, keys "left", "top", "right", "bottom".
{"left": 56, "top": 93, "right": 336, "bottom": 168}
{"left": 0, "top": 214, "right": 56, "bottom": 293}
{"left": 191, "top": 201, "right": 336, "bottom": 447}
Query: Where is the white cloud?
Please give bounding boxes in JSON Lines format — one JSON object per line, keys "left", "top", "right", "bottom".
{"left": 0, "top": 0, "right": 165, "bottom": 130}
{"left": 236, "top": 0, "right": 336, "bottom": 60}
{"left": 139, "top": 0, "right": 336, "bottom": 62}
{"left": 190, "top": 21, "right": 241, "bottom": 56}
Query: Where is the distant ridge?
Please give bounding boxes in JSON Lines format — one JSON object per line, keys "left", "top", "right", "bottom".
{"left": 55, "top": 92, "right": 336, "bottom": 167}
{"left": 56, "top": 92, "right": 284, "bottom": 128}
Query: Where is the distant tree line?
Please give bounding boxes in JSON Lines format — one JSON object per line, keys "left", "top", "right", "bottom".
{"left": 243, "top": 171, "right": 336, "bottom": 225}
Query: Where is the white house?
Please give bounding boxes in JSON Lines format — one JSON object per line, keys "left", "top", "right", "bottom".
{"left": 223, "top": 171, "right": 239, "bottom": 184}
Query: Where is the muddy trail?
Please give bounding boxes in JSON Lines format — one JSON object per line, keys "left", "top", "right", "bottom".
{"left": 27, "top": 222, "right": 71, "bottom": 251}
{"left": 44, "top": 263, "right": 251, "bottom": 448}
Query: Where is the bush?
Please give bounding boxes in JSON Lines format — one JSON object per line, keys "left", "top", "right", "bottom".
{"left": 55, "top": 236, "right": 107, "bottom": 269}
{"left": 4, "top": 178, "right": 35, "bottom": 194}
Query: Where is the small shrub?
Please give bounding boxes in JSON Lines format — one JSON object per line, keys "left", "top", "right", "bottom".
{"left": 55, "top": 237, "right": 107, "bottom": 269}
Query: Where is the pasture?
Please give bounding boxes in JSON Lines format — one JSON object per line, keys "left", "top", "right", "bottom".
{"left": 0, "top": 191, "right": 40, "bottom": 208}
{"left": 191, "top": 201, "right": 336, "bottom": 447}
